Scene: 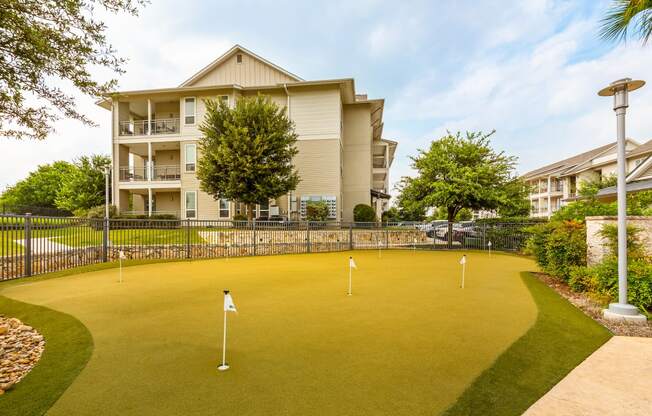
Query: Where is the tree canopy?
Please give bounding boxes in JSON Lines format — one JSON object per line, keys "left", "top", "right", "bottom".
{"left": 1, "top": 0, "right": 145, "bottom": 140}
{"left": 55, "top": 155, "right": 111, "bottom": 214}
{"left": 197, "top": 95, "right": 300, "bottom": 220}
{"left": 1, "top": 154, "right": 110, "bottom": 215}
{"left": 397, "top": 131, "right": 528, "bottom": 222}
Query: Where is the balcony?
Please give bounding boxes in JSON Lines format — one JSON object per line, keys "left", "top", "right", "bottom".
{"left": 119, "top": 118, "right": 180, "bottom": 136}
{"left": 119, "top": 165, "right": 181, "bottom": 182}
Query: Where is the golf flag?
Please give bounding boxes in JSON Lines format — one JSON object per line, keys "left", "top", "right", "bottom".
{"left": 460, "top": 255, "right": 467, "bottom": 288}
{"left": 487, "top": 241, "right": 492, "bottom": 248}
{"left": 459, "top": 255, "right": 466, "bottom": 265}
{"left": 224, "top": 291, "right": 237, "bottom": 312}
{"left": 119, "top": 250, "right": 126, "bottom": 260}
{"left": 349, "top": 257, "right": 357, "bottom": 269}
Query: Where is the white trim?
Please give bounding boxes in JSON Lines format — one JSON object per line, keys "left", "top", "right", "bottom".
{"left": 218, "top": 198, "right": 230, "bottom": 218}
{"left": 627, "top": 155, "right": 652, "bottom": 182}
{"left": 183, "top": 97, "right": 196, "bottom": 125}
{"left": 184, "top": 143, "right": 197, "bottom": 173}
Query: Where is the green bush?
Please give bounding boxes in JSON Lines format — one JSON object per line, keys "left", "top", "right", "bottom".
{"left": 524, "top": 222, "right": 557, "bottom": 269}
{"left": 544, "top": 221, "right": 586, "bottom": 281}
{"left": 353, "top": 204, "right": 376, "bottom": 222}
{"left": 233, "top": 213, "right": 248, "bottom": 221}
{"left": 598, "top": 224, "right": 647, "bottom": 261}
{"left": 568, "top": 266, "right": 595, "bottom": 293}
{"left": 591, "top": 258, "right": 652, "bottom": 311}
{"left": 85, "top": 205, "right": 117, "bottom": 219}
{"left": 306, "top": 201, "right": 329, "bottom": 221}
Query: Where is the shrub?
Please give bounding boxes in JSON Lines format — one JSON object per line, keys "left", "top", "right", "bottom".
{"left": 353, "top": 204, "right": 376, "bottom": 222}
{"left": 306, "top": 201, "right": 329, "bottom": 221}
{"left": 524, "top": 222, "right": 557, "bottom": 269}
{"left": 568, "top": 266, "right": 596, "bottom": 293}
{"left": 85, "top": 205, "right": 117, "bottom": 219}
{"left": 592, "top": 258, "right": 652, "bottom": 311}
{"left": 544, "top": 221, "right": 586, "bottom": 281}
{"left": 598, "top": 224, "right": 647, "bottom": 261}
{"left": 233, "top": 213, "right": 248, "bottom": 221}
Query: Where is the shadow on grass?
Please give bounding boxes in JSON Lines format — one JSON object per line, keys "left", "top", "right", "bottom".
{"left": 0, "top": 296, "right": 93, "bottom": 416}
{"left": 442, "top": 271, "right": 612, "bottom": 416}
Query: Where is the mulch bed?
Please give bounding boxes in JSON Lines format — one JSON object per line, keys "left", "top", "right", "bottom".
{"left": 533, "top": 272, "right": 652, "bottom": 338}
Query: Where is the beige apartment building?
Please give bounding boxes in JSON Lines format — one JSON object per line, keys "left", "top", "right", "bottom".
{"left": 522, "top": 139, "right": 652, "bottom": 218}
{"left": 97, "top": 45, "right": 396, "bottom": 222}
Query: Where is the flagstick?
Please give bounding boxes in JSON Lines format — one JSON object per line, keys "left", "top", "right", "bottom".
{"left": 218, "top": 308, "right": 229, "bottom": 371}
{"left": 348, "top": 264, "right": 353, "bottom": 296}
{"left": 461, "top": 261, "right": 466, "bottom": 289}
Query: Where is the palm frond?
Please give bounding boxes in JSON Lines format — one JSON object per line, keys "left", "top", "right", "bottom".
{"left": 599, "top": 0, "right": 652, "bottom": 44}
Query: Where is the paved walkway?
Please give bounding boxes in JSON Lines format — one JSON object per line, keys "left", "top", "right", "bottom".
{"left": 14, "top": 238, "right": 72, "bottom": 254}
{"left": 524, "top": 336, "right": 652, "bottom": 415}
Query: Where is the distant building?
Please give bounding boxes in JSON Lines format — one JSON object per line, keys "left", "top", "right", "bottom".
{"left": 521, "top": 139, "right": 652, "bottom": 218}
{"left": 97, "top": 45, "right": 396, "bottom": 221}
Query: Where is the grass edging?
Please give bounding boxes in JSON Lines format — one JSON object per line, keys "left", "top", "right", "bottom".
{"left": 0, "top": 296, "right": 93, "bottom": 416}
{"left": 442, "top": 271, "right": 612, "bottom": 416}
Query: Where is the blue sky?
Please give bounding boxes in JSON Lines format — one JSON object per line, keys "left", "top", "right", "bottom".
{"left": 3, "top": 0, "right": 652, "bottom": 198}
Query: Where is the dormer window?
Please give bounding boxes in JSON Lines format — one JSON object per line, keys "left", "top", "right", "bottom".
{"left": 236, "top": 54, "right": 243, "bottom": 64}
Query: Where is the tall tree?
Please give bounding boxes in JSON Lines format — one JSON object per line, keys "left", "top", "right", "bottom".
{"left": 394, "top": 177, "right": 427, "bottom": 221}
{"left": 197, "top": 95, "right": 300, "bottom": 221}
{"left": 400, "top": 131, "right": 526, "bottom": 222}
{"left": 0, "top": 161, "right": 75, "bottom": 208}
{"left": 55, "top": 155, "right": 111, "bottom": 214}
{"left": 600, "top": 0, "right": 652, "bottom": 43}
{"left": 1, "top": 0, "right": 145, "bottom": 140}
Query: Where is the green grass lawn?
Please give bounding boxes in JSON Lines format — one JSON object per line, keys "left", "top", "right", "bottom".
{"left": 0, "top": 251, "right": 610, "bottom": 415}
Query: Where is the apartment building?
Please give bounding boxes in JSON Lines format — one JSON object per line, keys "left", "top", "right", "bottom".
{"left": 522, "top": 139, "right": 652, "bottom": 218}
{"left": 97, "top": 45, "right": 396, "bottom": 221}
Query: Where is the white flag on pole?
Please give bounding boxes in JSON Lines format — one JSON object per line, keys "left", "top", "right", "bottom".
{"left": 224, "top": 292, "right": 237, "bottom": 312}
{"left": 349, "top": 257, "right": 357, "bottom": 269}
{"left": 487, "top": 241, "right": 492, "bottom": 248}
{"left": 459, "top": 255, "right": 466, "bottom": 265}
{"left": 119, "top": 250, "right": 126, "bottom": 260}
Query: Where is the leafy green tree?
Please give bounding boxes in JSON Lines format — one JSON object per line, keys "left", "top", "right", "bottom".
{"left": 600, "top": 0, "right": 652, "bottom": 44}
{"left": 1, "top": 0, "right": 145, "bottom": 140}
{"left": 198, "top": 95, "right": 300, "bottom": 221}
{"left": 394, "top": 177, "right": 427, "bottom": 221}
{"left": 306, "top": 201, "right": 329, "bottom": 221}
{"left": 55, "top": 155, "right": 111, "bottom": 214}
{"left": 353, "top": 204, "right": 377, "bottom": 222}
{"left": 0, "top": 161, "right": 75, "bottom": 208}
{"left": 401, "top": 131, "right": 525, "bottom": 222}
{"left": 381, "top": 207, "right": 400, "bottom": 222}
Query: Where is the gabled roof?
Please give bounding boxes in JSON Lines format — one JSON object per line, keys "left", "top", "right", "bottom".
{"left": 627, "top": 139, "right": 652, "bottom": 158}
{"left": 178, "top": 44, "right": 303, "bottom": 87}
{"left": 521, "top": 142, "right": 616, "bottom": 179}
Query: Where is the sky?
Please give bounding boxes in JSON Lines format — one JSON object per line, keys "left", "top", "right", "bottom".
{"left": 2, "top": 0, "right": 652, "bottom": 198}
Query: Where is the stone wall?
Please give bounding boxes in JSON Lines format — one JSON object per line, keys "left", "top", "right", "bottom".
{"left": 585, "top": 216, "right": 652, "bottom": 266}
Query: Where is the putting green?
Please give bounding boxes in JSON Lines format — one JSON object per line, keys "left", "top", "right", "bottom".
{"left": 3, "top": 251, "right": 539, "bottom": 415}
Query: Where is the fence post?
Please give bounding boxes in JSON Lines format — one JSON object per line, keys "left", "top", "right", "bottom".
{"left": 349, "top": 222, "right": 353, "bottom": 250}
{"left": 24, "top": 213, "right": 32, "bottom": 277}
{"left": 447, "top": 222, "right": 453, "bottom": 249}
{"left": 306, "top": 222, "right": 311, "bottom": 253}
{"left": 483, "top": 223, "right": 487, "bottom": 250}
{"left": 186, "top": 219, "right": 191, "bottom": 259}
{"left": 253, "top": 219, "right": 257, "bottom": 256}
{"left": 102, "top": 217, "right": 109, "bottom": 262}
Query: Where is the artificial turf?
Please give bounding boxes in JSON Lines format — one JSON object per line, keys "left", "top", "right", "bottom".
{"left": 0, "top": 251, "right": 609, "bottom": 415}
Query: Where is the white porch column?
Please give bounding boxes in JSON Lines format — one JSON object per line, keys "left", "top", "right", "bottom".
{"left": 147, "top": 99, "right": 152, "bottom": 136}
{"left": 547, "top": 176, "right": 552, "bottom": 218}
{"left": 148, "top": 188, "right": 153, "bottom": 217}
{"left": 147, "top": 141, "right": 152, "bottom": 182}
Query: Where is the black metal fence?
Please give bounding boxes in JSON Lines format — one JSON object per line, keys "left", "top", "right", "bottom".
{"left": 1, "top": 214, "right": 538, "bottom": 281}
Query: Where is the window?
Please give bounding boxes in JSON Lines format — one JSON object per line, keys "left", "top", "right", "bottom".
{"left": 219, "top": 199, "right": 230, "bottom": 218}
{"left": 184, "top": 97, "right": 196, "bottom": 125}
{"left": 219, "top": 95, "right": 229, "bottom": 107}
{"left": 185, "top": 144, "right": 196, "bottom": 172}
{"left": 236, "top": 54, "right": 242, "bottom": 63}
{"left": 258, "top": 200, "right": 269, "bottom": 219}
{"left": 185, "top": 191, "right": 197, "bottom": 219}
{"left": 299, "top": 195, "right": 336, "bottom": 219}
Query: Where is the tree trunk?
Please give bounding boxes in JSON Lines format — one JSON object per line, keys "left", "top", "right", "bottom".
{"left": 247, "top": 203, "right": 255, "bottom": 221}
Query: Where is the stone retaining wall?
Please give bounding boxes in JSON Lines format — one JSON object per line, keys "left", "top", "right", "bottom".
{"left": 586, "top": 216, "right": 652, "bottom": 266}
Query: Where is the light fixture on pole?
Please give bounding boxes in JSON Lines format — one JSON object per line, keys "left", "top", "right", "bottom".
{"left": 598, "top": 78, "right": 647, "bottom": 323}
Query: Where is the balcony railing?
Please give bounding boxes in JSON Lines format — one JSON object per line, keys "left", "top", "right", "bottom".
{"left": 373, "top": 156, "right": 387, "bottom": 169}
{"left": 119, "top": 118, "right": 180, "bottom": 136}
{"left": 119, "top": 165, "right": 181, "bottom": 182}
